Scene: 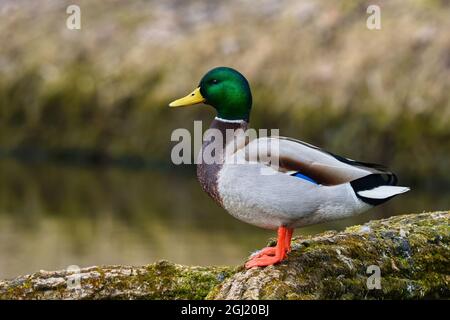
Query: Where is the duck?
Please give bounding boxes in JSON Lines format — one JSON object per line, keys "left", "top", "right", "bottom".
{"left": 169, "top": 66, "right": 410, "bottom": 269}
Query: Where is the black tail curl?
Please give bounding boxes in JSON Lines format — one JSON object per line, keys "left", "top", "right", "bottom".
{"left": 350, "top": 173, "right": 398, "bottom": 206}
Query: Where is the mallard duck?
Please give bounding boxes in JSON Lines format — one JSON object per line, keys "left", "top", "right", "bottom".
{"left": 169, "top": 67, "right": 409, "bottom": 268}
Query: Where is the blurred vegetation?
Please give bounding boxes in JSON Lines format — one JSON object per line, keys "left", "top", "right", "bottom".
{"left": 0, "top": 0, "right": 449, "bottom": 189}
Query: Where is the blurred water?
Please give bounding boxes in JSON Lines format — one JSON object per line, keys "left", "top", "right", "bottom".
{"left": 0, "top": 159, "right": 448, "bottom": 279}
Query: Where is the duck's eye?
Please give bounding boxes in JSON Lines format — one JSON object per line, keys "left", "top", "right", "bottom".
{"left": 211, "top": 79, "right": 218, "bottom": 84}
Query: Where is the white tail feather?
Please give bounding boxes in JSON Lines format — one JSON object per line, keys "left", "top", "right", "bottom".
{"left": 357, "top": 186, "right": 410, "bottom": 199}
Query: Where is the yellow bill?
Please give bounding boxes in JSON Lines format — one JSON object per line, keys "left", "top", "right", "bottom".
{"left": 169, "top": 87, "right": 205, "bottom": 107}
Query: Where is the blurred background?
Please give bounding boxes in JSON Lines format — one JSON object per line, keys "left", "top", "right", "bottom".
{"left": 0, "top": 0, "right": 449, "bottom": 279}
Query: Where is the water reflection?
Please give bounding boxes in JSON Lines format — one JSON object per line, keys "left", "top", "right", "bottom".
{"left": 0, "top": 159, "right": 448, "bottom": 279}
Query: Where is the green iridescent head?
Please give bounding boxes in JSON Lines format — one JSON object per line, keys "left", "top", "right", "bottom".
{"left": 169, "top": 67, "right": 252, "bottom": 121}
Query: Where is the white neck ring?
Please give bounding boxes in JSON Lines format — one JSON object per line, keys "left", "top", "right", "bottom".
{"left": 214, "top": 116, "right": 246, "bottom": 123}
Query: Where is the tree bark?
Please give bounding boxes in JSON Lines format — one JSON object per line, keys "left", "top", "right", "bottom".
{"left": 1, "top": 211, "right": 448, "bottom": 300}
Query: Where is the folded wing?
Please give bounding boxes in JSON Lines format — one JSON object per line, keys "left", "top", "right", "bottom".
{"left": 244, "top": 136, "right": 397, "bottom": 186}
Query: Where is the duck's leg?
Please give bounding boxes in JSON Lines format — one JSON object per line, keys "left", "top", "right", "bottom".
{"left": 245, "top": 226, "right": 289, "bottom": 268}
{"left": 285, "top": 228, "right": 294, "bottom": 252}
{"left": 249, "top": 227, "right": 294, "bottom": 259}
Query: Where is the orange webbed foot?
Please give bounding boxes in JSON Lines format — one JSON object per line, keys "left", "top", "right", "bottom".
{"left": 251, "top": 246, "right": 276, "bottom": 259}
{"left": 245, "top": 227, "right": 294, "bottom": 269}
{"left": 245, "top": 254, "right": 285, "bottom": 268}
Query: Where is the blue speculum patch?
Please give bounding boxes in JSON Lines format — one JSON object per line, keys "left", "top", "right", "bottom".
{"left": 292, "top": 172, "right": 318, "bottom": 184}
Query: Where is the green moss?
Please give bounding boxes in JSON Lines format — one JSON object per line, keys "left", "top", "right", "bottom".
{"left": 121, "top": 261, "right": 237, "bottom": 300}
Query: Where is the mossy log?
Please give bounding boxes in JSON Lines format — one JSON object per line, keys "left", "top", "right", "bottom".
{"left": 1, "top": 211, "right": 448, "bottom": 300}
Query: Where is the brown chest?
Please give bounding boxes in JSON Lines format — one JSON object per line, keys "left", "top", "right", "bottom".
{"left": 195, "top": 118, "right": 248, "bottom": 207}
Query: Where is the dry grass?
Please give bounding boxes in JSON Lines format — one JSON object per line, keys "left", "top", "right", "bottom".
{"left": 0, "top": 0, "right": 449, "bottom": 186}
